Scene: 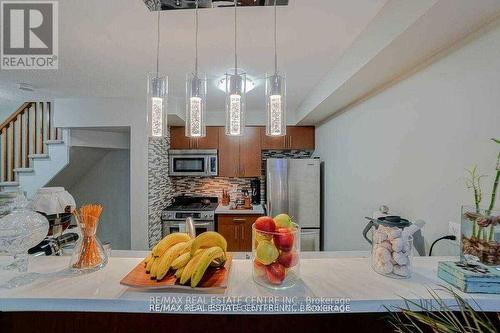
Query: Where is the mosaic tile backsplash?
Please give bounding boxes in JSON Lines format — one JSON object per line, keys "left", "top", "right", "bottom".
{"left": 148, "top": 134, "right": 174, "bottom": 249}
{"left": 171, "top": 176, "right": 257, "bottom": 203}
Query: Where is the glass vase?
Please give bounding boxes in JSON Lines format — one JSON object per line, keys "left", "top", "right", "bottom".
{"left": 69, "top": 213, "right": 107, "bottom": 272}
{"left": 0, "top": 192, "right": 48, "bottom": 272}
{"left": 461, "top": 205, "right": 500, "bottom": 266}
{"left": 252, "top": 222, "right": 300, "bottom": 289}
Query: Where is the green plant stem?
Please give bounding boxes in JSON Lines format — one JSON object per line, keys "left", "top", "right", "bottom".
{"left": 487, "top": 140, "right": 500, "bottom": 241}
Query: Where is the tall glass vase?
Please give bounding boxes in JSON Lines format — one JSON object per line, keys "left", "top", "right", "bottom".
{"left": 461, "top": 205, "right": 500, "bottom": 266}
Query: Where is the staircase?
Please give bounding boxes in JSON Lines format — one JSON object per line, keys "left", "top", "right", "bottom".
{"left": 0, "top": 102, "right": 69, "bottom": 197}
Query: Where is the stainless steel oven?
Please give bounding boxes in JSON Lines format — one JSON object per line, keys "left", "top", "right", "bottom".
{"left": 169, "top": 149, "right": 218, "bottom": 177}
{"left": 161, "top": 211, "right": 215, "bottom": 237}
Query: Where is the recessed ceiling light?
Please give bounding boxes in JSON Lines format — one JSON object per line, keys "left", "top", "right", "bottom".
{"left": 216, "top": 72, "right": 256, "bottom": 93}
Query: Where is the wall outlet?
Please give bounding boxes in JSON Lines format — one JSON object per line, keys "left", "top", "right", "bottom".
{"left": 448, "top": 222, "right": 461, "bottom": 243}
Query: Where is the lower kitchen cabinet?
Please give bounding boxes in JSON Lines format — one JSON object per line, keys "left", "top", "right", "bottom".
{"left": 216, "top": 214, "right": 262, "bottom": 251}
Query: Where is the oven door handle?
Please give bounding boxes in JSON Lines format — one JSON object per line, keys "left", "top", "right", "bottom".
{"left": 166, "top": 221, "right": 213, "bottom": 227}
{"left": 194, "top": 222, "right": 213, "bottom": 227}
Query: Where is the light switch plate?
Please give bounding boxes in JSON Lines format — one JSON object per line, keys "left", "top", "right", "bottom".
{"left": 448, "top": 222, "right": 461, "bottom": 243}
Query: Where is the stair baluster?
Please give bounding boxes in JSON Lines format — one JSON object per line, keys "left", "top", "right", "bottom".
{"left": 0, "top": 102, "right": 56, "bottom": 185}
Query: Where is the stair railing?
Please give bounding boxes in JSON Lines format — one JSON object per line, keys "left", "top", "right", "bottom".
{"left": 0, "top": 102, "right": 60, "bottom": 182}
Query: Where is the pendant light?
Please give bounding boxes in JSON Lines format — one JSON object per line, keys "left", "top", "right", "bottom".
{"left": 186, "top": 0, "right": 207, "bottom": 138}
{"left": 225, "top": 0, "right": 246, "bottom": 136}
{"left": 147, "top": 9, "right": 168, "bottom": 138}
{"left": 265, "top": 1, "right": 286, "bottom": 137}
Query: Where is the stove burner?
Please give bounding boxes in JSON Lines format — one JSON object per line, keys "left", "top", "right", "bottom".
{"left": 164, "top": 196, "right": 218, "bottom": 212}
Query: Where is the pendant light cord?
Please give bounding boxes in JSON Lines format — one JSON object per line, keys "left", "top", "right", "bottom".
{"left": 195, "top": 0, "right": 199, "bottom": 75}
{"left": 156, "top": 8, "right": 160, "bottom": 76}
{"left": 274, "top": 0, "right": 278, "bottom": 74}
{"left": 234, "top": 0, "right": 238, "bottom": 75}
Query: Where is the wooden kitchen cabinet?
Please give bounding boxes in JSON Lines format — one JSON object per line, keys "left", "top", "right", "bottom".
{"left": 170, "top": 126, "right": 219, "bottom": 149}
{"left": 260, "top": 126, "right": 315, "bottom": 150}
{"left": 239, "top": 127, "right": 262, "bottom": 177}
{"left": 218, "top": 127, "right": 261, "bottom": 177}
{"left": 287, "top": 126, "right": 315, "bottom": 149}
{"left": 218, "top": 127, "right": 240, "bottom": 177}
{"left": 217, "top": 214, "right": 261, "bottom": 251}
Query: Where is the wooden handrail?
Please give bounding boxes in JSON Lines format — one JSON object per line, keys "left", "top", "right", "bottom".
{"left": 0, "top": 102, "right": 33, "bottom": 131}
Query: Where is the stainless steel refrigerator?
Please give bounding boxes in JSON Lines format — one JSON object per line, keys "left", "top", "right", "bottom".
{"left": 266, "top": 158, "right": 321, "bottom": 251}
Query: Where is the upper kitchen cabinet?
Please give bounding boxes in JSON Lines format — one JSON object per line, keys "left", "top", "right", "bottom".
{"left": 218, "top": 127, "right": 262, "bottom": 178}
{"left": 261, "top": 126, "right": 315, "bottom": 150}
{"left": 218, "top": 127, "right": 240, "bottom": 177}
{"left": 287, "top": 126, "right": 315, "bottom": 150}
{"left": 239, "top": 127, "right": 262, "bottom": 177}
{"left": 170, "top": 126, "right": 219, "bottom": 149}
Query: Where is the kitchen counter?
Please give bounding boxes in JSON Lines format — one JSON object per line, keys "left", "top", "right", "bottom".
{"left": 0, "top": 252, "right": 498, "bottom": 314}
{"left": 215, "top": 204, "right": 265, "bottom": 215}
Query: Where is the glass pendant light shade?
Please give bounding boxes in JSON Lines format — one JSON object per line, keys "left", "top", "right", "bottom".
{"left": 225, "top": 71, "right": 246, "bottom": 136}
{"left": 265, "top": 73, "right": 286, "bottom": 136}
{"left": 147, "top": 73, "right": 168, "bottom": 138}
{"left": 185, "top": 73, "right": 207, "bottom": 138}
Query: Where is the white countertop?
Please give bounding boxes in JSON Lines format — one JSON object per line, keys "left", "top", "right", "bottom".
{"left": 0, "top": 252, "right": 498, "bottom": 314}
{"left": 215, "top": 204, "right": 265, "bottom": 215}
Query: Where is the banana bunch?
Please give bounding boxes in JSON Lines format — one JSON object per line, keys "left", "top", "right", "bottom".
{"left": 144, "top": 231, "right": 228, "bottom": 288}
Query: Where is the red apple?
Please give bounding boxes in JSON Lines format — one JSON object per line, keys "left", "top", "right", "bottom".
{"left": 266, "top": 262, "right": 286, "bottom": 285}
{"left": 278, "top": 251, "right": 298, "bottom": 268}
{"left": 273, "top": 228, "right": 294, "bottom": 252}
{"left": 255, "top": 216, "right": 276, "bottom": 233}
{"left": 253, "top": 260, "right": 267, "bottom": 277}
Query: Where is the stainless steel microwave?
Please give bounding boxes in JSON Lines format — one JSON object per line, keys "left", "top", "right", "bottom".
{"left": 168, "top": 149, "right": 218, "bottom": 177}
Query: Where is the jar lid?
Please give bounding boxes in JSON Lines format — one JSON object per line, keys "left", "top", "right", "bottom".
{"left": 376, "top": 216, "right": 411, "bottom": 228}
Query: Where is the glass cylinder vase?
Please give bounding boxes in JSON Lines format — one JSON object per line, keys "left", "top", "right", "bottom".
{"left": 70, "top": 213, "right": 107, "bottom": 272}
{"left": 252, "top": 222, "right": 300, "bottom": 289}
{"left": 461, "top": 205, "right": 500, "bottom": 266}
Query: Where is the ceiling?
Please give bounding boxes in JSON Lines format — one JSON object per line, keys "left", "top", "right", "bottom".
{"left": 0, "top": 0, "right": 387, "bottom": 124}
{"left": 2, "top": 0, "right": 499, "bottom": 126}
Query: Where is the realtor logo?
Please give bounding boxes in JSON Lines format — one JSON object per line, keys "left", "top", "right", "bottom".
{"left": 1, "top": 1, "right": 58, "bottom": 69}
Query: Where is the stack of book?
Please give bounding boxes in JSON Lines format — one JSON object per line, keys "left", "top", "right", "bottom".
{"left": 438, "top": 261, "right": 500, "bottom": 294}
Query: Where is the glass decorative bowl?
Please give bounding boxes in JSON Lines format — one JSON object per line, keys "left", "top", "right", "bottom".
{"left": 252, "top": 222, "right": 300, "bottom": 289}
{"left": 0, "top": 194, "right": 49, "bottom": 272}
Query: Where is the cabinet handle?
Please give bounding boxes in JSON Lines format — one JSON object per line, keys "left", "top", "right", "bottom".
{"left": 234, "top": 227, "right": 237, "bottom": 240}
{"left": 233, "top": 218, "right": 246, "bottom": 223}
{"left": 283, "top": 136, "right": 286, "bottom": 148}
{"left": 289, "top": 136, "right": 292, "bottom": 149}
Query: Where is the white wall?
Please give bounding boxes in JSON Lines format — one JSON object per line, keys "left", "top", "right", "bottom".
{"left": 0, "top": 100, "right": 21, "bottom": 122}
{"left": 54, "top": 98, "right": 149, "bottom": 250}
{"left": 315, "top": 22, "right": 500, "bottom": 254}
{"left": 68, "top": 149, "right": 131, "bottom": 250}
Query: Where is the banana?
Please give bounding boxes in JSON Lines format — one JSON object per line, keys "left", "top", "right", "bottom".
{"left": 172, "top": 248, "right": 205, "bottom": 269}
{"left": 152, "top": 233, "right": 191, "bottom": 257}
{"left": 171, "top": 252, "right": 191, "bottom": 270}
{"left": 190, "top": 232, "right": 227, "bottom": 257}
{"left": 175, "top": 267, "right": 184, "bottom": 279}
{"left": 156, "top": 242, "right": 189, "bottom": 281}
{"left": 210, "top": 255, "right": 227, "bottom": 268}
{"left": 180, "top": 250, "right": 205, "bottom": 285}
{"left": 180, "top": 239, "right": 194, "bottom": 255}
{"left": 191, "top": 246, "right": 224, "bottom": 288}
{"left": 149, "top": 257, "right": 160, "bottom": 279}
{"left": 146, "top": 256, "right": 155, "bottom": 273}
{"left": 144, "top": 253, "right": 153, "bottom": 267}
